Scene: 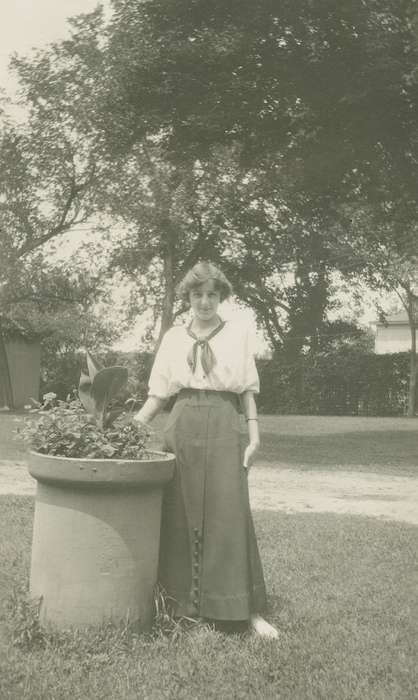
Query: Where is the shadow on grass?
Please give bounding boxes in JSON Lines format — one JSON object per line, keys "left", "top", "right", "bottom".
{"left": 260, "top": 429, "right": 418, "bottom": 473}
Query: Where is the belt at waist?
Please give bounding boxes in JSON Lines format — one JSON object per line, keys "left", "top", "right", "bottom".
{"left": 176, "top": 388, "right": 240, "bottom": 407}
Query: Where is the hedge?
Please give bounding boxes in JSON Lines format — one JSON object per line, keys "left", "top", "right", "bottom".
{"left": 40, "top": 348, "right": 154, "bottom": 407}
{"left": 257, "top": 350, "right": 412, "bottom": 416}
{"left": 40, "top": 345, "right": 414, "bottom": 417}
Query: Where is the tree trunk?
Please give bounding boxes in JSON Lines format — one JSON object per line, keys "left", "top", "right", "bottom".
{"left": 155, "top": 245, "right": 176, "bottom": 352}
{"left": 406, "top": 294, "right": 417, "bottom": 417}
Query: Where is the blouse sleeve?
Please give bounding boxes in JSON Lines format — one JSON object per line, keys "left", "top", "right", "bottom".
{"left": 148, "top": 331, "right": 175, "bottom": 399}
{"left": 242, "top": 327, "right": 260, "bottom": 393}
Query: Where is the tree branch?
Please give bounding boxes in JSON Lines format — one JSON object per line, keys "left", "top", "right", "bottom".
{"left": 16, "top": 162, "right": 96, "bottom": 258}
{"left": 180, "top": 212, "right": 210, "bottom": 275}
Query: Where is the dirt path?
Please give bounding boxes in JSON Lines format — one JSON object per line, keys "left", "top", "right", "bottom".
{"left": 249, "top": 464, "right": 418, "bottom": 525}
{"left": 2, "top": 459, "right": 418, "bottom": 526}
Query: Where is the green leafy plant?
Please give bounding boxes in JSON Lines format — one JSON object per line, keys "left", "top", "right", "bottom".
{"left": 19, "top": 352, "right": 150, "bottom": 459}
{"left": 78, "top": 352, "right": 129, "bottom": 429}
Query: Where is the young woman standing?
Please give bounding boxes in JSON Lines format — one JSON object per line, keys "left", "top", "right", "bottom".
{"left": 134, "top": 262, "right": 278, "bottom": 638}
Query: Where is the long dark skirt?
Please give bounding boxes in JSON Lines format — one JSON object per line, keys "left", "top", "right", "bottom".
{"left": 159, "top": 388, "right": 267, "bottom": 621}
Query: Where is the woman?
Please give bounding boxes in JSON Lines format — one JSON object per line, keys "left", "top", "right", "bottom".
{"left": 134, "top": 261, "right": 278, "bottom": 638}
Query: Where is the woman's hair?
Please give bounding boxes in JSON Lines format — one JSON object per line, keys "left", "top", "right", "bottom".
{"left": 177, "top": 261, "right": 233, "bottom": 303}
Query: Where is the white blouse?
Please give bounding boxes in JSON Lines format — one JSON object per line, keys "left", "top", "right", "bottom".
{"left": 148, "top": 320, "right": 260, "bottom": 399}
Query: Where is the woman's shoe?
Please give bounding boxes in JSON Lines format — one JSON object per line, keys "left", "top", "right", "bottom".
{"left": 249, "top": 614, "right": 279, "bottom": 639}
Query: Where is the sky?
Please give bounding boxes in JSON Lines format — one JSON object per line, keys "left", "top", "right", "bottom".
{"left": 0, "top": 1, "right": 100, "bottom": 96}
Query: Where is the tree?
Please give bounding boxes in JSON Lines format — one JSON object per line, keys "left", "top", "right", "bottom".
{"left": 103, "top": 144, "right": 228, "bottom": 347}
{"left": 0, "top": 57, "right": 101, "bottom": 317}
{"left": 7, "top": 0, "right": 418, "bottom": 367}
{"left": 106, "top": 143, "right": 336, "bottom": 353}
{"left": 203, "top": 157, "right": 335, "bottom": 355}
{"left": 105, "top": 1, "right": 418, "bottom": 175}
{"left": 103, "top": 0, "right": 418, "bottom": 353}
{"left": 330, "top": 204, "right": 418, "bottom": 415}
{"left": 0, "top": 14, "right": 108, "bottom": 407}
{"left": 5, "top": 9, "right": 231, "bottom": 350}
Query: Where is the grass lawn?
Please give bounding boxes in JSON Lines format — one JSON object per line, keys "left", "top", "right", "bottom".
{"left": 259, "top": 415, "right": 418, "bottom": 477}
{"left": 1, "top": 496, "right": 417, "bottom": 700}
{"left": 0, "top": 413, "right": 27, "bottom": 460}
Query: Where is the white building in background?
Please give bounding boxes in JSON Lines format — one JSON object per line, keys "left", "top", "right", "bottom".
{"left": 374, "top": 310, "right": 415, "bottom": 354}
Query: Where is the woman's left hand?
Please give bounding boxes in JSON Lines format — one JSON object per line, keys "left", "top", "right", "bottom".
{"left": 243, "top": 440, "right": 260, "bottom": 471}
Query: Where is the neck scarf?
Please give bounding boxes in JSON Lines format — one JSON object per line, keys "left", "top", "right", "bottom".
{"left": 187, "top": 320, "right": 226, "bottom": 375}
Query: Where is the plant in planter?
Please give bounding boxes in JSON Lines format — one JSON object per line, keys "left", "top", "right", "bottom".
{"left": 21, "top": 352, "right": 175, "bottom": 631}
{"left": 23, "top": 352, "right": 150, "bottom": 458}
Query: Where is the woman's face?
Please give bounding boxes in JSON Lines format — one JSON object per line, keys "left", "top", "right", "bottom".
{"left": 189, "top": 280, "right": 221, "bottom": 323}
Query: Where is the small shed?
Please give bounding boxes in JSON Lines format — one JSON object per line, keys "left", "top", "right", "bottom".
{"left": 374, "top": 310, "right": 415, "bottom": 354}
{"left": 0, "top": 334, "right": 41, "bottom": 410}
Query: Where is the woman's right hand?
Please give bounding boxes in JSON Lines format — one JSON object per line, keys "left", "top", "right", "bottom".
{"left": 133, "top": 410, "right": 148, "bottom": 427}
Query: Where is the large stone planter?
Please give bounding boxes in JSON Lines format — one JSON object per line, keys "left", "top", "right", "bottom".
{"left": 28, "top": 450, "right": 175, "bottom": 630}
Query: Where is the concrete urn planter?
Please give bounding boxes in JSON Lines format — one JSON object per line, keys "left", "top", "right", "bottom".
{"left": 28, "top": 449, "right": 175, "bottom": 630}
